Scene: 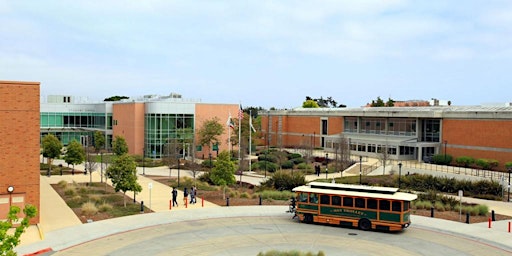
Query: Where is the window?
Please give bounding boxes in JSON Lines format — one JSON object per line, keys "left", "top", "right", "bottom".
{"left": 355, "top": 198, "right": 365, "bottom": 208}
{"left": 367, "top": 199, "right": 377, "bottom": 209}
{"left": 299, "top": 193, "right": 308, "bottom": 202}
{"left": 343, "top": 197, "right": 353, "bottom": 207}
{"left": 320, "top": 195, "right": 330, "bottom": 205}
{"left": 321, "top": 119, "right": 328, "bottom": 135}
{"left": 309, "top": 193, "right": 318, "bottom": 204}
{"left": 380, "top": 200, "right": 390, "bottom": 211}
{"left": 392, "top": 201, "right": 402, "bottom": 212}
{"left": 332, "top": 196, "right": 341, "bottom": 206}
{"left": 404, "top": 201, "right": 410, "bottom": 211}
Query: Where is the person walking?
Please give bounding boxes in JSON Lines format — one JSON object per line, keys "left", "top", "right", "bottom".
{"left": 172, "top": 187, "right": 178, "bottom": 207}
{"left": 193, "top": 185, "right": 197, "bottom": 204}
{"left": 189, "top": 186, "right": 195, "bottom": 204}
{"left": 183, "top": 187, "right": 189, "bottom": 206}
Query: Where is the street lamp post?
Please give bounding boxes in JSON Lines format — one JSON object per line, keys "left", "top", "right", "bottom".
{"left": 100, "top": 152, "right": 103, "bottom": 183}
{"left": 359, "top": 156, "right": 362, "bottom": 185}
{"left": 325, "top": 153, "right": 329, "bottom": 179}
{"left": 508, "top": 167, "right": 511, "bottom": 202}
{"left": 209, "top": 153, "right": 212, "bottom": 170}
{"left": 142, "top": 148, "right": 145, "bottom": 176}
{"left": 398, "top": 162, "right": 402, "bottom": 189}
{"left": 177, "top": 154, "right": 181, "bottom": 188}
{"left": 443, "top": 140, "right": 448, "bottom": 162}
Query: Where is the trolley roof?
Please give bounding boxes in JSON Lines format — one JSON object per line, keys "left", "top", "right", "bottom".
{"left": 292, "top": 182, "right": 418, "bottom": 201}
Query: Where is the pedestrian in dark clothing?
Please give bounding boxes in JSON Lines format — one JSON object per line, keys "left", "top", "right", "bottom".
{"left": 172, "top": 187, "right": 178, "bottom": 207}
{"left": 183, "top": 187, "right": 189, "bottom": 205}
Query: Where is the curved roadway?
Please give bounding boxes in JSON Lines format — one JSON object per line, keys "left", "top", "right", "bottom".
{"left": 49, "top": 208, "right": 510, "bottom": 256}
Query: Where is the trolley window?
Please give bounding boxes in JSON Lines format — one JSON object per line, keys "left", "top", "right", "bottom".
{"left": 332, "top": 196, "right": 341, "bottom": 206}
{"left": 355, "top": 198, "right": 365, "bottom": 208}
{"left": 299, "top": 193, "right": 308, "bottom": 202}
{"left": 310, "top": 193, "right": 318, "bottom": 204}
{"left": 320, "top": 195, "right": 330, "bottom": 205}
{"left": 343, "top": 197, "right": 353, "bottom": 207}
{"left": 392, "top": 201, "right": 402, "bottom": 212}
{"left": 380, "top": 200, "right": 390, "bottom": 211}
{"left": 367, "top": 199, "right": 377, "bottom": 209}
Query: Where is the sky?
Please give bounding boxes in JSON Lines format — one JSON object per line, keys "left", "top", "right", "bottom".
{"left": 1, "top": 1, "right": 512, "bottom": 109}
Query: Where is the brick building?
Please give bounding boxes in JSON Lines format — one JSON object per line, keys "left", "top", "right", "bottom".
{"left": 262, "top": 106, "right": 512, "bottom": 171}
{"left": 0, "top": 80, "right": 40, "bottom": 224}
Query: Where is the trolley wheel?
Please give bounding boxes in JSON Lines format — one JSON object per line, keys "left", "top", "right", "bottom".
{"left": 303, "top": 214, "right": 313, "bottom": 224}
{"left": 358, "top": 218, "right": 372, "bottom": 231}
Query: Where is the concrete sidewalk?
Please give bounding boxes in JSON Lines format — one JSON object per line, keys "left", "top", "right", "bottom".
{"left": 18, "top": 159, "right": 219, "bottom": 247}
{"left": 15, "top": 206, "right": 512, "bottom": 255}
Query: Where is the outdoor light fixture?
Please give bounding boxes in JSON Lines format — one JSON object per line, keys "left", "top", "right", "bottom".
{"left": 7, "top": 186, "right": 14, "bottom": 193}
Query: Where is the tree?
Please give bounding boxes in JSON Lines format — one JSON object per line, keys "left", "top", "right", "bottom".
{"left": 304, "top": 96, "right": 345, "bottom": 108}
{"left": 104, "top": 96, "right": 129, "bottom": 101}
{"left": 302, "top": 100, "right": 320, "bottom": 108}
{"left": 85, "top": 146, "right": 99, "bottom": 184}
{"left": 64, "top": 140, "right": 86, "bottom": 175}
{"left": 93, "top": 131, "right": 105, "bottom": 152}
{"left": 106, "top": 154, "right": 142, "bottom": 207}
{"left": 197, "top": 117, "right": 224, "bottom": 152}
{"left": 210, "top": 151, "right": 236, "bottom": 186}
{"left": 42, "top": 134, "right": 62, "bottom": 175}
{"left": 112, "top": 136, "right": 129, "bottom": 156}
{"left": 0, "top": 205, "right": 37, "bottom": 255}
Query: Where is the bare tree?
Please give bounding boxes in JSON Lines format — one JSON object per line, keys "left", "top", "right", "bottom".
{"left": 79, "top": 135, "right": 99, "bottom": 184}
{"left": 334, "top": 134, "right": 351, "bottom": 174}
{"left": 377, "top": 143, "right": 391, "bottom": 175}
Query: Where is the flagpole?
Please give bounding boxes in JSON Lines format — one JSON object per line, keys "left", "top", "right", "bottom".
{"left": 228, "top": 113, "right": 231, "bottom": 157}
{"left": 238, "top": 105, "right": 242, "bottom": 164}
{"left": 249, "top": 109, "right": 252, "bottom": 172}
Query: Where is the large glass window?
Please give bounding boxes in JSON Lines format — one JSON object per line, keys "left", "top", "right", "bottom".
{"left": 145, "top": 113, "right": 194, "bottom": 158}
{"left": 360, "top": 118, "right": 386, "bottom": 134}
{"left": 422, "top": 119, "right": 440, "bottom": 142}
{"left": 367, "top": 199, "right": 377, "bottom": 209}
{"left": 388, "top": 118, "right": 416, "bottom": 136}
{"left": 344, "top": 117, "right": 358, "bottom": 133}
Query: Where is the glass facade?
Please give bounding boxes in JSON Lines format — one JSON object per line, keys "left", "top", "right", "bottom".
{"left": 40, "top": 112, "right": 112, "bottom": 146}
{"left": 41, "top": 112, "right": 112, "bottom": 129}
{"left": 145, "top": 113, "right": 194, "bottom": 158}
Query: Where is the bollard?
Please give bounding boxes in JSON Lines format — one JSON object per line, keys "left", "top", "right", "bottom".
{"left": 226, "top": 197, "right": 230, "bottom": 207}
{"left": 509, "top": 222, "right": 511, "bottom": 233}
{"left": 488, "top": 217, "right": 492, "bottom": 228}
{"left": 259, "top": 195, "right": 262, "bottom": 205}
{"left": 202, "top": 197, "right": 204, "bottom": 207}
{"left": 430, "top": 207, "right": 434, "bottom": 218}
{"left": 169, "top": 200, "right": 172, "bottom": 210}
{"left": 465, "top": 213, "right": 470, "bottom": 224}
{"left": 140, "top": 201, "right": 144, "bottom": 213}
{"left": 491, "top": 210, "right": 495, "bottom": 221}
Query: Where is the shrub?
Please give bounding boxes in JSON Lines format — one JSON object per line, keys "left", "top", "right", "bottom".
{"left": 64, "top": 188, "right": 76, "bottom": 196}
{"left": 281, "top": 160, "right": 294, "bottom": 169}
{"left": 291, "top": 157, "right": 305, "bottom": 165}
{"left": 261, "top": 170, "right": 306, "bottom": 191}
{"left": 434, "top": 201, "right": 445, "bottom": 212}
{"left": 455, "top": 156, "right": 475, "bottom": 167}
{"left": 475, "top": 204, "right": 489, "bottom": 216}
{"left": 258, "top": 154, "right": 278, "bottom": 163}
{"left": 240, "top": 192, "right": 250, "bottom": 198}
{"left": 432, "top": 154, "right": 452, "bottom": 165}
{"left": 258, "top": 190, "right": 295, "bottom": 200}
{"left": 296, "top": 163, "right": 311, "bottom": 170}
{"left": 81, "top": 201, "right": 98, "bottom": 215}
{"left": 57, "top": 180, "right": 68, "bottom": 188}
{"left": 201, "top": 159, "right": 215, "bottom": 168}
{"left": 88, "top": 194, "right": 102, "bottom": 202}
{"left": 475, "top": 159, "right": 490, "bottom": 170}
{"left": 254, "top": 161, "right": 279, "bottom": 173}
{"left": 98, "top": 202, "right": 113, "bottom": 212}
